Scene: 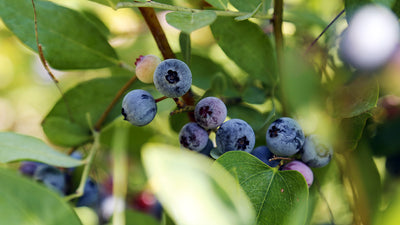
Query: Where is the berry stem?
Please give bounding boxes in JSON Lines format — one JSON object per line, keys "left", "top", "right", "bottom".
{"left": 155, "top": 96, "right": 169, "bottom": 103}
{"left": 94, "top": 76, "right": 137, "bottom": 131}
{"left": 269, "top": 156, "right": 293, "bottom": 162}
{"left": 65, "top": 131, "right": 100, "bottom": 201}
{"left": 138, "top": 7, "right": 175, "bottom": 59}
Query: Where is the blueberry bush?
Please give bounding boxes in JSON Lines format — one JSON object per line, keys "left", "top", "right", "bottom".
{"left": 1, "top": 0, "right": 400, "bottom": 225}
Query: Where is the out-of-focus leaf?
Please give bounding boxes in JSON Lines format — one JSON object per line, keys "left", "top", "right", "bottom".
{"left": 242, "top": 83, "right": 267, "bottom": 104}
{"left": 227, "top": 104, "right": 266, "bottom": 131}
{"left": 126, "top": 209, "right": 160, "bottom": 225}
{"left": 229, "top": 0, "right": 263, "bottom": 12}
{"left": 42, "top": 76, "right": 133, "bottom": 147}
{"left": 88, "top": 0, "right": 121, "bottom": 8}
{"left": 331, "top": 76, "right": 378, "bottom": 118}
{"left": 215, "top": 151, "right": 309, "bottom": 225}
{"left": 338, "top": 112, "right": 372, "bottom": 152}
{"left": 0, "top": 132, "right": 83, "bottom": 167}
{"left": 235, "top": 2, "right": 263, "bottom": 21}
{"left": 142, "top": 144, "right": 256, "bottom": 225}
{"left": 205, "top": 0, "right": 228, "bottom": 10}
{"left": 166, "top": 11, "right": 217, "bottom": 34}
{"left": 281, "top": 50, "right": 323, "bottom": 114}
{"left": 0, "top": 0, "right": 119, "bottom": 69}
{"left": 0, "top": 168, "right": 82, "bottom": 225}
{"left": 344, "top": 0, "right": 373, "bottom": 21}
{"left": 369, "top": 117, "right": 400, "bottom": 156}
{"left": 211, "top": 17, "right": 277, "bottom": 86}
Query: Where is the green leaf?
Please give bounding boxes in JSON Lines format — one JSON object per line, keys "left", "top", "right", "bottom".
{"left": 179, "top": 32, "right": 191, "bottom": 66}
{"left": 344, "top": 0, "right": 373, "bottom": 21}
{"left": 242, "top": 83, "right": 267, "bottom": 104}
{"left": 338, "top": 112, "right": 372, "bottom": 152}
{"left": 126, "top": 209, "right": 161, "bottom": 225}
{"left": 230, "top": 0, "right": 263, "bottom": 12}
{"left": 331, "top": 76, "right": 378, "bottom": 118}
{"left": 215, "top": 151, "right": 309, "bottom": 225}
{"left": 0, "top": 168, "right": 82, "bottom": 225}
{"left": 89, "top": 0, "right": 121, "bottom": 8}
{"left": 235, "top": 2, "right": 263, "bottom": 21}
{"left": 42, "top": 76, "right": 132, "bottom": 147}
{"left": 0, "top": 132, "right": 83, "bottom": 167}
{"left": 176, "top": 53, "right": 228, "bottom": 91}
{"left": 227, "top": 104, "right": 266, "bottom": 131}
{"left": 211, "top": 17, "right": 277, "bottom": 85}
{"left": 0, "top": 0, "right": 119, "bottom": 70}
{"left": 281, "top": 50, "right": 323, "bottom": 114}
{"left": 205, "top": 0, "right": 228, "bottom": 10}
{"left": 142, "top": 144, "right": 256, "bottom": 225}
{"left": 166, "top": 11, "right": 217, "bottom": 34}
{"left": 368, "top": 117, "right": 400, "bottom": 157}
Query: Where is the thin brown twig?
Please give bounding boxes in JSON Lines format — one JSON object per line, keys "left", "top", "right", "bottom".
{"left": 31, "top": 0, "right": 74, "bottom": 122}
{"left": 305, "top": 9, "right": 345, "bottom": 54}
{"left": 139, "top": 7, "right": 175, "bottom": 59}
{"left": 94, "top": 76, "right": 137, "bottom": 131}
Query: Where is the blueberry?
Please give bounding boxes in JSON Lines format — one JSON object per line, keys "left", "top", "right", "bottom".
{"left": 282, "top": 160, "right": 314, "bottom": 187}
{"left": 33, "top": 165, "right": 66, "bottom": 195}
{"left": 300, "top": 135, "right": 333, "bottom": 168}
{"left": 216, "top": 119, "right": 255, "bottom": 153}
{"left": 122, "top": 89, "right": 157, "bottom": 126}
{"left": 179, "top": 122, "right": 209, "bottom": 151}
{"left": 19, "top": 161, "right": 44, "bottom": 177}
{"left": 153, "top": 59, "right": 192, "bottom": 97}
{"left": 266, "top": 117, "right": 305, "bottom": 157}
{"left": 76, "top": 178, "right": 100, "bottom": 207}
{"left": 199, "top": 139, "right": 214, "bottom": 157}
{"left": 135, "top": 55, "right": 162, "bottom": 84}
{"left": 339, "top": 4, "right": 400, "bottom": 71}
{"left": 194, "top": 97, "right": 227, "bottom": 130}
{"left": 251, "top": 146, "right": 280, "bottom": 167}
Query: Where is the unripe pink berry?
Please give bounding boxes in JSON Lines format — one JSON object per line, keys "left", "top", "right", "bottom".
{"left": 135, "top": 55, "right": 162, "bottom": 84}
{"left": 282, "top": 160, "right": 314, "bottom": 187}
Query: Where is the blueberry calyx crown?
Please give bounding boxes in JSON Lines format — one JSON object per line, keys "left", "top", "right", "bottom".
{"left": 165, "top": 70, "right": 179, "bottom": 84}
{"left": 199, "top": 106, "right": 212, "bottom": 118}
{"left": 269, "top": 125, "right": 280, "bottom": 138}
{"left": 236, "top": 136, "right": 250, "bottom": 150}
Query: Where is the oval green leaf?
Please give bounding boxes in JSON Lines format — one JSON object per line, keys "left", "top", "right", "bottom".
{"left": 230, "top": 0, "right": 263, "bottom": 12}
{"left": 142, "top": 144, "right": 256, "bottom": 225}
{"left": 166, "top": 11, "right": 217, "bottom": 34}
{"left": 215, "top": 151, "right": 309, "bottom": 225}
{"left": 0, "top": 0, "right": 119, "bottom": 69}
{"left": 42, "top": 76, "right": 133, "bottom": 147}
{"left": 205, "top": 0, "right": 228, "bottom": 10}
{"left": 0, "top": 168, "right": 82, "bottom": 225}
{"left": 211, "top": 17, "right": 277, "bottom": 85}
{"left": 331, "top": 76, "right": 378, "bottom": 118}
{"left": 0, "top": 132, "right": 83, "bottom": 167}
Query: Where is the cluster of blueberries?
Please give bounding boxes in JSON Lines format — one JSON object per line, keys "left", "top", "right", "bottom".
{"left": 123, "top": 55, "right": 334, "bottom": 188}
{"left": 19, "top": 152, "right": 161, "bottom": 223}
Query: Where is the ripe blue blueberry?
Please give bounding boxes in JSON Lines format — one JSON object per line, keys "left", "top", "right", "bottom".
{"left": 199, "top": 139, "right": 214, "bottom": 157}
{"left": 122, "top": 89, "right": 157, "bottom": 126}
{"left": 179, "top": 122, "right": 209, "bottom": 151}
{"left": 282, "top": 160, "right": 314, "bottom": 187}
{"left": 300, "top": 135, "right": 333, "bottom": 168}
{"left": 216, "top": 119, "right": 255, "bottom": 153}
{"left": 153, "top": 59, "right": 192, "bottom": 98}
{"left": 251, "top": 146, "right": 280, "bottom": 167}
{"left": 266, "top": 117, "right": 305, "bottom": 157}
{"left": 194, "top": 97, "right": 227, "bottom": 130}
{"left": 33, "top": 165, "right": 66, "bottom": 195}
{"left": 76, "top": 178, "right": 100, "bottom": 207}
{"left": 19, "top": 161, "right": 44, "bottom": 177}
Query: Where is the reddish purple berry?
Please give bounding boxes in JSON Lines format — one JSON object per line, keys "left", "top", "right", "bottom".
{"left": 282, "top": 160, "right": 314, "bottom": 187}
{"left": 179, "top": 122, "right": 209, "bottom": 151}
{"left": 194, "top": 97, "right": 227, "bottom": 130}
